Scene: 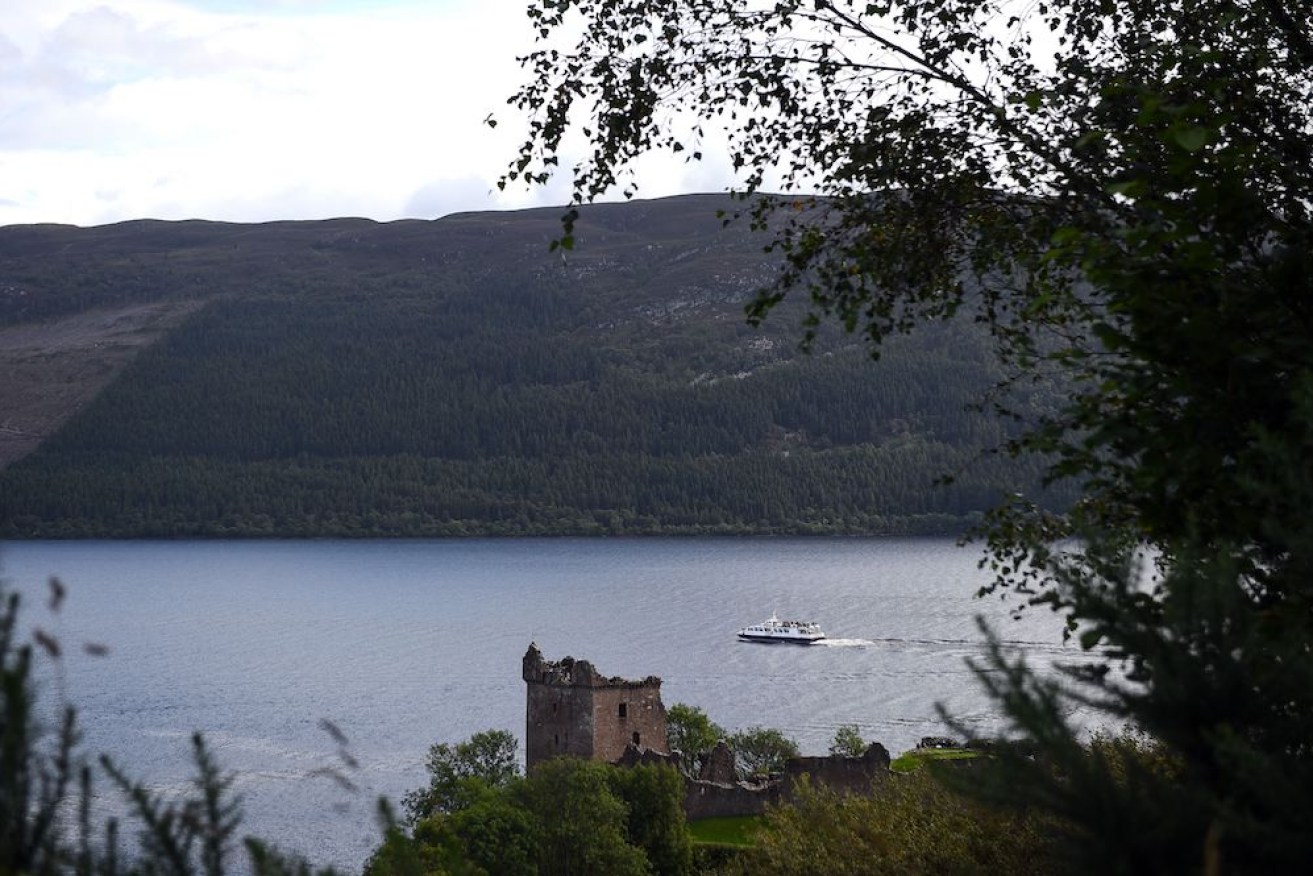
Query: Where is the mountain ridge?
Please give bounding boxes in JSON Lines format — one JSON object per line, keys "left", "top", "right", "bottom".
{"left": 0, "top": 194, "right": 1069, "bottom": 537}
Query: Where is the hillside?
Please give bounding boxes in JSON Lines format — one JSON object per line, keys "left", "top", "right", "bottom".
{"left": 0, "top": 195, "right": 1069, "bottom": 537}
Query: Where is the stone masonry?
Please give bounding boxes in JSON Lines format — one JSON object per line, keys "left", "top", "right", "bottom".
{"left": 522, "top": 643, "right": 669, "bottom": 770}
{"left": 522, "top": 644, "right": 898, "bottom": 821}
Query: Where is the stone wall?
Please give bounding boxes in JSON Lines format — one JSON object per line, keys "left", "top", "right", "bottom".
{"left": 591, "top": 683, "right": 668, "bottom": 763}
{"left": 684, "top": 777, "right": 784, "bottom": 820}
{"left": 524, "top": 668, "right": 597, "bottom": 766}
{"left": 782, "top": 743, "right": 891, "bottom": 795}
{"left": 523, "top": 644, "right": 668, "bottom": 770}
{"left": 683, "top": 743, "right": 893, "bottom": 820}
{"left": 523, "top": 644, "right": 897, "bottom": 819}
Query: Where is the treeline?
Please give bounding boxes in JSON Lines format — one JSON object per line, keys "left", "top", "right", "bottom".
{"left": 0, "top": 199, "right": 1073, "bottom": 538}
{"left": 0, "top": 445, "right": 1048, "bottom": 538}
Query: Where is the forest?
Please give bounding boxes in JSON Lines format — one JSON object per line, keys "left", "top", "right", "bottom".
{"left": 0, "top": 195, "right": 1070, "bottom": 538}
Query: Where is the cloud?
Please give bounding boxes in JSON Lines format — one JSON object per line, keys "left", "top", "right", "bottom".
{"left": 0, "top": 33, "right": 20, "bottom": 66}
{"left": 0, "top": 0, "right": 742, "bottom": 227}
{"left": 404, "top": 177, "right": 499, "bottom": 219}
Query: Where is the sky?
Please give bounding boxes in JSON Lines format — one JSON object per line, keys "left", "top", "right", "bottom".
{"left": 0, "top": 0, "right": 736, "bottom": 227}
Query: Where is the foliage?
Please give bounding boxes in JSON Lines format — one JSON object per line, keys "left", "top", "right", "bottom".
{"left": 665, "top": 703, "right": 725, "bottom": 778}
{"left": 686, "top": 815, "right": 761, "bottom": 847}
{"left": 605, "top": 763, "right": 693, "bottom": 876}
{"left": 503, "top": 0, "right": 1313, "bottom": 868}
{"left": 725, "top": 727, "right": 798, "bottom": 780}
{"left": 245, "top": 838, "right": 349, "bottom": 876}
{"left": 512, "top": 758, "right": 650, "bottom": 876}
{"left": 0, "top": 585, "right": 79, "bottom": 873}
{"left": 826, "top": 724, "right": 866, "bottom": 759}
{"left": 732, "top": 772, "right": 1057, "bottom": 875}
{"left": 361, "top": 822, "right": 437, "bottom": 876}
{"left": 402, "top": 729, "right": 521, "bottom": 822}
{"left": 0, "top": 580, "right": 342, "bottom": 876}
{"left": 689, "top": 841, "right": 747, "bottom": 876}
{"left": 503, "top": 0, "right": 1313, "bottom": 576}
{"left": 966, "top": 506, "right": 1313, "bottom": 872}
{"left": 443, "top": 792, "right": 540, "bottom": 876}
{"left": 0, "top": 204, "right": 1071, "bottom": 539}
{"left": 385, "top": 738, "right": 693, "bottom": 876}
{"left": 101, "top": 734, "right": 244, "bottom": 876}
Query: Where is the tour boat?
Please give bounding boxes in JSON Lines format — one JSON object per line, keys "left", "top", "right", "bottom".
{"left": 737, "top": 613, "right": 826, "bottom": 644}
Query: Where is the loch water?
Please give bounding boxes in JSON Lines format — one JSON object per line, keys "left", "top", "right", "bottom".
{"left": 0, "top": 537, "right": 1085, "bottom": 871}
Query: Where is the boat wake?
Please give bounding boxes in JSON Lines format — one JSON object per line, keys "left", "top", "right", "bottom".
{"left": 809, "top": 636, "right": 1082, "bottom": 655}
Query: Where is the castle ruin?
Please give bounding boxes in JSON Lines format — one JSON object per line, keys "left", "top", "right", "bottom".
{"left": 522, "top": 643, "right": 669, "bottom": 770}
{"left": 521, "top": 643, "right": 895, "bottom": 820}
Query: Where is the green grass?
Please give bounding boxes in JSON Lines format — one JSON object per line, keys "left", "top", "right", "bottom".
{"left": 890, "top": 747, "right": 983, "bottom": 773}
{"left": 688, "top": 815, "right": 763, "bottom": 846}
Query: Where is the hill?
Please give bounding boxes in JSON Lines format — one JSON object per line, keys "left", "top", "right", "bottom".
{"left": 0, "top": 195, "right": 1069, "bottom": 537}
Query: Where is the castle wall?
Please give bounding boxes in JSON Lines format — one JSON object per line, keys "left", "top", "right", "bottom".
{"left": 522, "top": 644, "right": 896, "bottom": 820}
{"left": 782, "top": 743, "right": 891, "bottom": 795}
{"left": 523, "top": 643, "right": 668, "bottom": 770}
{"left": 684, "top": 779, "right": 783, "bottom": 820}
{"left": 525, "top": 677, "right": 596, "bottom": 767}
{"left": 684, "top": 745, "right": 892, "bottom": 820}
{"left": 591, "top": 684, "right": 669, "bottom": 763}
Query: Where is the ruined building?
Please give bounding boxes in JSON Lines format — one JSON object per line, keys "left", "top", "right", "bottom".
{"left": 522, "top": 643, "right": 669, "bottom": 770}
{"left": 522, "top": 643, "right": 896, "bottom": 820}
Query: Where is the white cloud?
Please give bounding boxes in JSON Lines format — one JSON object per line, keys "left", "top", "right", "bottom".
{"left": 0, "top": 0, "right": 738, "bottom": 227}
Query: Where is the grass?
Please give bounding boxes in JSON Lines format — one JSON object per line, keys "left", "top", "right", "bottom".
{"left": 688, "top": 815, "right": 763, "bottom": 846}
{"left": 890, "top": 747, "right": 983, "bottom": 773}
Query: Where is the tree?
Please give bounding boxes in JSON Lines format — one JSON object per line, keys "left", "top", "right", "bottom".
{"left": 502, "top": 0, "right": 1313, "bottom": 869}
{"left": 827, "top": 724, "right": 866, "bottom": 759}
{"left": 402, "top": 729, "right": 520, "bottom": 822}
{"left": 665, "top": 703, "right": 725, "bottom": 777}
{"left": 726, "top": 727, "right": 799, "bottom": 780}
{"left": 607, "top": 763, "right": 694, "bottom": 876}
{"left": 383, "top": 761, "right": 693, "bottom": 876}
{"left": 443, "top": 792, "right": 540, "bottom": 876}
{"left": 388, "top": 734, "right": 694, "bottom": 875}
{"left": 502, "top": 0, "right": 1313, "bottom": 559}
{"left": 514, "top": 758, "right": 649, "bottom": 876}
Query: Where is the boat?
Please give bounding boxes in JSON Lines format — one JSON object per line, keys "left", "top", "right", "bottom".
{"left": 737, "top": 613, "right": 826, "bottom": 644}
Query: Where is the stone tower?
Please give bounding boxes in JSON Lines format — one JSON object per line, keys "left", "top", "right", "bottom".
{"left": 522, "top": 643, "right": 669, "bottom": 771}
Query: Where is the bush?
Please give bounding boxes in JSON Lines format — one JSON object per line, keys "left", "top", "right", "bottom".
{"left": 828, "top": 724, "right": 867, "bottom": 758}
{"left": 726, "top": 727, "right": 799, "bottom": 780}
{"left": 402, "top": 729, "right": 520, "bottom": 821}
{"left": 736, "top": 772, "right": 1057, "bottom": 875}
{"left": 666, "top": 703, "right": 725, "bottom": 778}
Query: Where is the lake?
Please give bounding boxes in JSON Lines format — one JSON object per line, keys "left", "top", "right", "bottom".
{"left": 0, "top": 537, "right": 1082, "bottom": 871}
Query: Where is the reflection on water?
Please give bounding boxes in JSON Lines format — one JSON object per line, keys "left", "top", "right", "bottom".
{"left": 0, "top": 537, "right": 1084, "bottom": 871}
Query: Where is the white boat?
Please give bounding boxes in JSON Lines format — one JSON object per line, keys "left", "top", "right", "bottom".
{"left": 737, "top": 613, "right": 826, "bottom": 644}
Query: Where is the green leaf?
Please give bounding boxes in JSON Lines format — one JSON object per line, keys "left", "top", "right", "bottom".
{"left": 1172, "top": 126, "right": 1209, "bottom": 152}
{"left": 1050, "top": 226, "right": 1081, "bottom": 247}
